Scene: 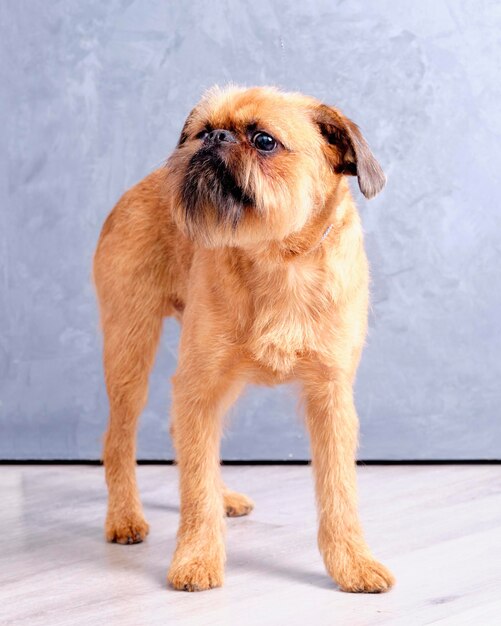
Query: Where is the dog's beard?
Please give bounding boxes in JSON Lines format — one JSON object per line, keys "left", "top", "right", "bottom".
{"left": 181, "top": 147, "right": 254, "bottom": 232}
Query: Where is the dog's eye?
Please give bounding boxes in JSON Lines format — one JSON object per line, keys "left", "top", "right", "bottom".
{"left": 252, "top": 132, "right": 277, "bottom": 152}
{"left": 196, "top": 130, "right": 209, "bottom": 141}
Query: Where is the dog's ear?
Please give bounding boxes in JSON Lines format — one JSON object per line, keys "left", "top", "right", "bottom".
{"left": 313, "top": 104, "right": 386, "bottom": 199}
{"left": 177, "top": 108, "right": 197, "bottom": 147}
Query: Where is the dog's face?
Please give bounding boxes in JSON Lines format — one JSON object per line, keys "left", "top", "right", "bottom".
{"left": 167, "top": 86, "right": 385, "bottom": 247}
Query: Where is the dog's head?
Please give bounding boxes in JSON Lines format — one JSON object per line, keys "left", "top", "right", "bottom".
{"left": 167, "top": 85, "right": 385, "bottom": 247}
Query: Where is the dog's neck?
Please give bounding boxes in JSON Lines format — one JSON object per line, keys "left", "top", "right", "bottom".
{"left": 290, "top": 222, "right": 334, "bottom": 257}
{"left": 283, "top": 181, "right": 349, "bottom": 257}
{"left": 213, "top": 181, "right": 357, "bottom": 283}
{"left": 251, "top": 180, "right": 351, "bottom": 262}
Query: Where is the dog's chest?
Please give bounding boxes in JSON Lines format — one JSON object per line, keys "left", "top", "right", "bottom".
{"left": 246, "top": 263, "right": 331, "bottom": 374}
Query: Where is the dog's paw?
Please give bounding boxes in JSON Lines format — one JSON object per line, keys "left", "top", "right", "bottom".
{"left": 168, "top": 555, "right": 224, "bottom": 592}
{"left": 332, "top": 556, "right": 395, "bottom": 593}
{"left": 223, "top": 489, "right": 254, "bottom": 517}
{"left": 105, "top": 511, "right": 150, "bottom": 545}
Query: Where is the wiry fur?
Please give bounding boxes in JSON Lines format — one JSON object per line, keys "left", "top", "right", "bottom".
{"left": 93, "top": 85, "right": 394, "bottom": 593}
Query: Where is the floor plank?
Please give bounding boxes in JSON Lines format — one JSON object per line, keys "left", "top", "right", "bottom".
{"left": 0, "top": 465, "right": 500, "bottom": 625}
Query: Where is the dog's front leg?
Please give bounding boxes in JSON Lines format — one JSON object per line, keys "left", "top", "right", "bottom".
{"left": 167, "top": 359, "right": 242, "bottom": 592}
{"left": 303, "top": 374, "right": 395, "bottom": 593}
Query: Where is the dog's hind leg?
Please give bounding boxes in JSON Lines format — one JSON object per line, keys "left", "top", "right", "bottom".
{"left": 100, "top": 302, "right": 164, "bottom": 544}
{"left": 94, "top": 215, "right": 168, "bottom": 544}
{"left": 222, "top": 486, "right": 254, "bottom": 517}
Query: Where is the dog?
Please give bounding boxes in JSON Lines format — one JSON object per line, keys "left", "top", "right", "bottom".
{"left": 93, "top": 85, "right": 395, "bottom": 593}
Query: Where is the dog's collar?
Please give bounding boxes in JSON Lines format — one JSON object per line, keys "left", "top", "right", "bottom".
{"left": 304, "top": 223, "right": 334, "bottom": 256}
{"left": 318, "top": 223, "right": 334, "bottom": 245}
{"left": 283, "top": 221, "right": 334, "bottom": 258}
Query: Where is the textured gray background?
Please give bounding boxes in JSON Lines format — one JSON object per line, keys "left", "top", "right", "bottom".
{"left": 1, "top": 1, "right": 500, "bottom": 460}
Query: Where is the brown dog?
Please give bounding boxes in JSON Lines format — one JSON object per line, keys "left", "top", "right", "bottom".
{"left": 93, "top": 85, "right": 394, "bottom": 593}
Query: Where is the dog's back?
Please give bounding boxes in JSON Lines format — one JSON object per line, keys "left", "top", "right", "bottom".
{"left": 93, "top": 169, "right": 193, "bottom": 324}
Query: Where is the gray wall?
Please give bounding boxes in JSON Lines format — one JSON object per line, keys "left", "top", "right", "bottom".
{"left": 1, "top": 1, "right": 500, "bottom": 460}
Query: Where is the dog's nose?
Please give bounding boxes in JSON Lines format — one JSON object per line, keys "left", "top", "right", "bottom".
{"left": 206, "top": 129, "right": 237, "bottom": 144}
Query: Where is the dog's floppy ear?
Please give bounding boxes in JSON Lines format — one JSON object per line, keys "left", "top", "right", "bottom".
{"left": 313, "top": 104, "right": 386, "bottom": 199}
{"left": 177, "top": 108, "right": 197, "bottom": 147}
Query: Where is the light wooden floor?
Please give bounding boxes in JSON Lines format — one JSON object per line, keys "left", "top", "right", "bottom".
{"left": 1, "top": 464, "right": 500, "bottom": 625}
